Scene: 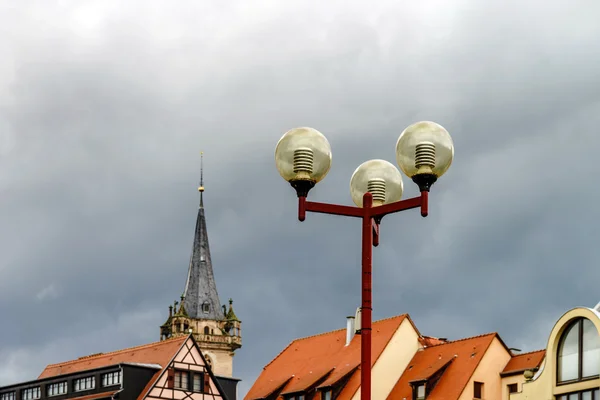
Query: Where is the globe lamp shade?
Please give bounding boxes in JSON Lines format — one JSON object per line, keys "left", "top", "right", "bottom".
{"left": 275, "top": 127, "right": 332, "bottom": 185}
{"left": 395, "top": 121, "right": 454, "bottom": 183}
{"left": 350, "top": 159, "right": 404, "bottom": 207}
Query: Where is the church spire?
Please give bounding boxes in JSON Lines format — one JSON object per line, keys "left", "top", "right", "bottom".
{"left": 198, "top": 151, "right": 205, "bottom": 207}
{"left": 183, "top": 152, "right": 225, "bottom": 320}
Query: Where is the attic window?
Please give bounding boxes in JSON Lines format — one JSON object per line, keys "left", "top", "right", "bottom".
{"left": 202, "top": 303, "right": 210, "bottom": 313}
{"left": 474, "top": 382, "right": 483, "bottom": 399}
{"left": 174, "top": 371, "right": 189, "bottom": 390}
{"left": 21, "top": 388, "right": 40, "bottom": 400}
{"left": 415, "top": 384, "right": 425, "bottom": 400}
{"left": 322, "top": 390, "right": 332, "bottom": 400}
{"left": 1, "top": 392, "right": 16, "bottom": 400}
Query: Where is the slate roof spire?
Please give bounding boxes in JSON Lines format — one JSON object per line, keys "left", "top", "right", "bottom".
{"left": 182, "top": 152, "right": 225, "bottom": 320}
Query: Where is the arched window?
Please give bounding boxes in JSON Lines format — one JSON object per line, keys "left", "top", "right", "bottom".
{"left": 204, "top": 326, "right": 210, "bottom": 335}
{"left": 557, "top": 318, "right": 600, "bottom": 383}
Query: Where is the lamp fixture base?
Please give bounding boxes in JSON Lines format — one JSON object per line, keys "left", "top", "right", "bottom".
{"left": 290, "top": 179, "right": 316, "bottom": 198}
{"left": 412, "top": 174, "right": 437, "bottom": 192}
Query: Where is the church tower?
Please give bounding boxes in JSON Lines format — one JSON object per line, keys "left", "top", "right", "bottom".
{"left": 160, "top": 153, "right": 242, "bottom": 377}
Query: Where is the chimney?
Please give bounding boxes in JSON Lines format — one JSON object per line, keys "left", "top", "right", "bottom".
{"left": 346, "top": 316, "right": 355, "bottom": 346}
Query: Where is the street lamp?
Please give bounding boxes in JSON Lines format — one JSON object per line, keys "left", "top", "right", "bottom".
{"left": 275, "top": 121, "right": 454, "bottom": 400}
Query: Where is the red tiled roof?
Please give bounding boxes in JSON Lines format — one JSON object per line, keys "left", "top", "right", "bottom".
{"left": 69, "top": 391, "right": 119, "bottom": 400}
{"left": 387, "top": 333, "right": 498, "bottom": 400}
{"left": 316, "top": 363, "right": 358, "bottom": 389}
{"left": 419, "top": 336, "right": 448, "bottom": 347}
{"left": 501, "top": 350, "right": 545, "bottom": 376}
{"left": 39, "top": 337, "right": 187, "bottom": 379}
{"left": 280, "top": 367, "right": 334, "bottom": 395}
{"left": 245, "top": 315, "right": 407, "bottom": 400}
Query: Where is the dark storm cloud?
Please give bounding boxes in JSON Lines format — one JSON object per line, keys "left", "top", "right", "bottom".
{"left": 1, "top": 0, "right": 600, "bottom": 397}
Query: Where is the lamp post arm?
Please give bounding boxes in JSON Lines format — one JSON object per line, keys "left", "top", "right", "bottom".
{"left": 298, "top": 198, "right": 363, "bottom": 221}
{"left": 369, "top": 191, "right": 429, "bottom": 220}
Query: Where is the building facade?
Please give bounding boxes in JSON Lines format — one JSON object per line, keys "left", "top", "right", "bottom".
{"left": 509, "top": 305, "right": 600, "bottom": 400}
{"left": 160, "top": 172, "right": 242, "bottom": 378}
{"left": 0, "top": 335, "right": 237, "bottom": 400}
{"left": 245, "top": 312, "right": 544, "bottom": 400}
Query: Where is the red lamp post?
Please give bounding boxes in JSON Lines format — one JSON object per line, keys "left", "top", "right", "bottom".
{"left": 275, "top": 122, "right": 454, "bottom": 400}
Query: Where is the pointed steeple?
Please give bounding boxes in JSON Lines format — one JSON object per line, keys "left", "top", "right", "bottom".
{"left": 183, "top": 153, "right": 225, "bottom": 320}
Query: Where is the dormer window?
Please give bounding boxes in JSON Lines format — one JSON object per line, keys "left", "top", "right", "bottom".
{"left": 322, "top": 389, "right": 332, "bottom": 400}
{"left": 202, "top": 302, "right": 210, "bottom": 313}
{"left": 415, "top": 384, "right": 425, "bottom": 400}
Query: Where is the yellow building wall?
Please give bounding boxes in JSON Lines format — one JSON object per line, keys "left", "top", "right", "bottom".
{"left": 350, "top": 318, "right": 421, "bottom": 400}
{"left": 501, "top": 374, "right": 524, "bottom": 399}
{"left": 513, "top": 308, "right": 600, "bottom": 400}
{"left": 458, "top": 337, "right": 512, "bottom": 400}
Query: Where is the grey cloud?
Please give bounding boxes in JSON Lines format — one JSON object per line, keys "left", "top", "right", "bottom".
{"left": 2, "top": 0, "right": 600, "bottom": 398}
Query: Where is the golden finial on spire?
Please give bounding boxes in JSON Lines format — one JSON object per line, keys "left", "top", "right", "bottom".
{"left": 198, "top": 151, "right": 205, "bottom": 192}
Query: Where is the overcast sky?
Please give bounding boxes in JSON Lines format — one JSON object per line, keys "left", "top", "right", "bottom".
{"left": 1, "top": 0, "right": 600, "bottom": 397}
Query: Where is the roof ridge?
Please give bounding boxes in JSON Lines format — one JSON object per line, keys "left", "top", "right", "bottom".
{"left": 426, "top": 332, "right": 497, "bottom": 348}
{"left": 511, "top": 349, "right": 546, "bottom": 357}
{"left": 44, "top": 336, "right": 186, "bottom": 368}
{"left": 262, "top": 314, "right": 407, "bottom": 370}
{"left": 292, "top": 314, "right": 408, "bottom": 343}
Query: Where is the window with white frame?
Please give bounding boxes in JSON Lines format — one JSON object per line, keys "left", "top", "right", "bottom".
{"left": 74, "top": 376, "right": 95, "bottom": 392}
{"left": 47, "top": 382, "right": 67, "bottom": 397}
{"left": 102, "top": 371, "right": 122, "bottom": 387}
{"left": 22, "top": 387, "right": 40, "bottom": 400}
{"left": 1, "top": 392, "right": 16, "bottom": 400}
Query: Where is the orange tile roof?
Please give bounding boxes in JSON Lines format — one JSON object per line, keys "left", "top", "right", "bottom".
{"left": 387, "top": 333, "right": 498, "bottom": 400}
{"left": 501, "top": 350, "right": 545, "bottom": 376}
{"left": 245, "top": 315, "right": 407, "bottom": 400}
{"left": 419, "top": 336, "right": 449, "bottom": 347}
{"left": 39, "top": 337, "right": 187, "bottom": 379}
{"left": 68, "top": 391, "right": 119, "bottom": 400}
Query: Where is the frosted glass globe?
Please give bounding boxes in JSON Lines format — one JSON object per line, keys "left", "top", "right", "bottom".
{"left": 350, "top": 159, "right": 403, "bottom": 207}
{"left": 275, "top": 127, "right": 332, "bottom": 183}
{"left": 395, "top": 121, "right": 454, "bottom": 178}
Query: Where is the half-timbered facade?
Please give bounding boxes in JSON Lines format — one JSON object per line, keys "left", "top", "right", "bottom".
{"left": 0, "top": 335, "right": 238, "bottom": 400}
